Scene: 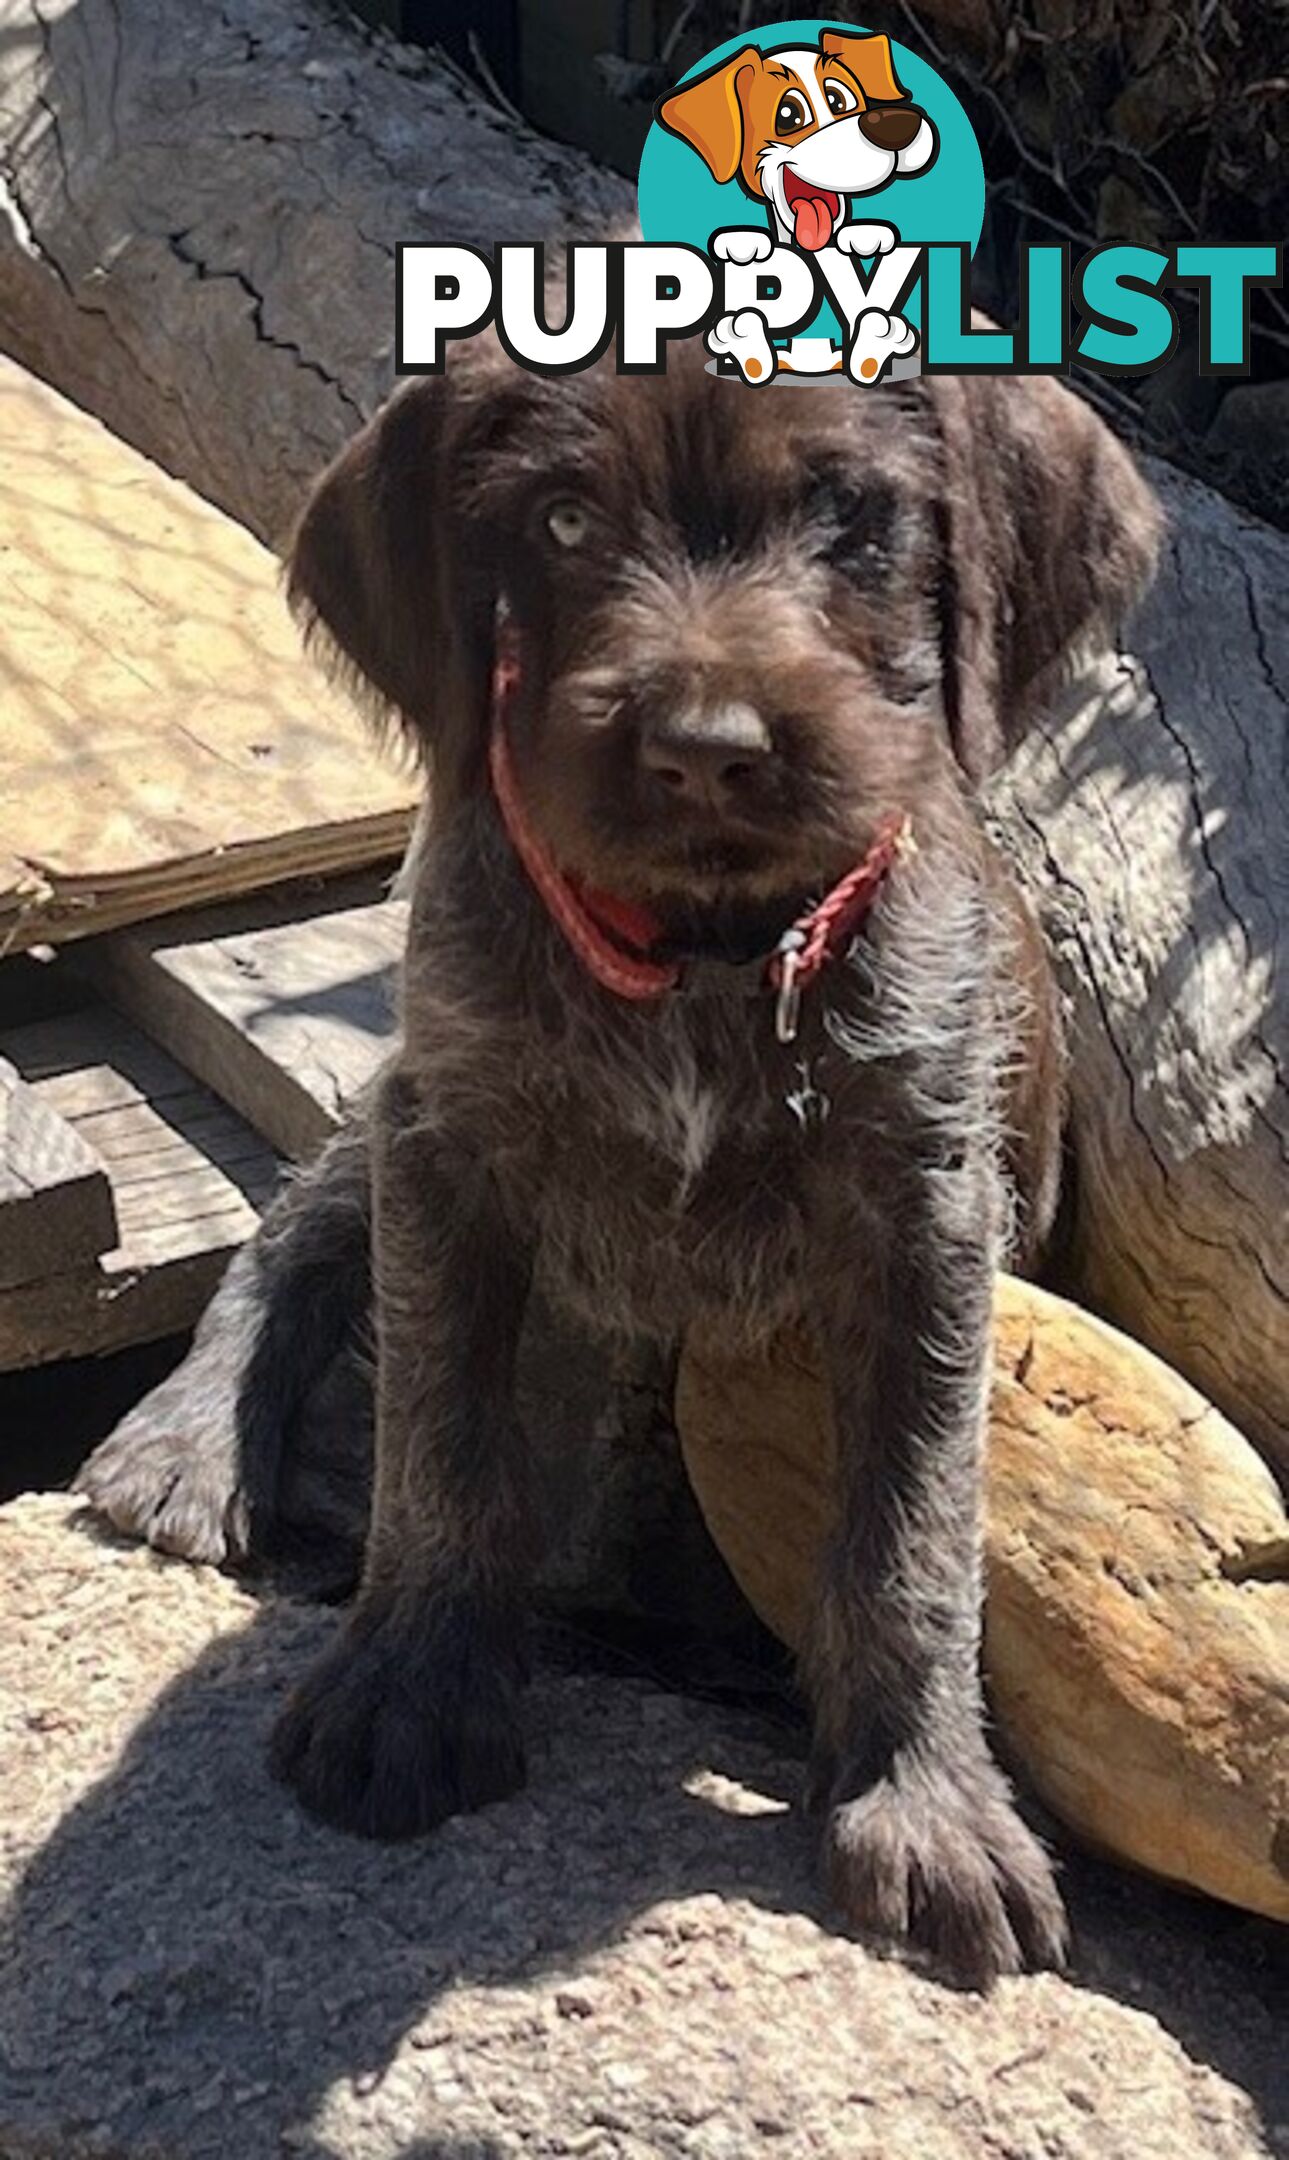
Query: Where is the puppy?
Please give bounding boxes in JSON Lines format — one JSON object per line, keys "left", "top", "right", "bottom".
{"left": 660, "top": 31, "right": 936, "bottom": 252}
{"left": 78, "top": 347, "right": 1159, "bottom": 1983}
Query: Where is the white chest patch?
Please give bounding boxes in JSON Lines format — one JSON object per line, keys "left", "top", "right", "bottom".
{"left": 618, "top": 1038, "right": 719, "bottom": 1194}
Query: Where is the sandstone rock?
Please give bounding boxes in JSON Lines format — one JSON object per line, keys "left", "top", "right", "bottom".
{"left": 678, "top": 1279, "right": 1289, "bottom": 1925}
{"left": 0, "top": 1493, "right": 1282, "bottom": 2160}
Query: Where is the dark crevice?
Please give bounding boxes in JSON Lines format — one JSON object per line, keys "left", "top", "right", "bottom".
{"left": 165, "top": 226, "right": 365, "bottom": 426}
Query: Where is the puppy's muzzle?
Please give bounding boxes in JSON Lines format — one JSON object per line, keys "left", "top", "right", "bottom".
{"left": 640, "top": 702, "right": 772, "bottom": 812}
{"left": 857, "top": 104, "right": 925, "bottom": 152}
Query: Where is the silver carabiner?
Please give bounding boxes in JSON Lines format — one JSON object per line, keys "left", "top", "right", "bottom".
{"left": 774, "top": 945, "right": 804, "bottom": 1044}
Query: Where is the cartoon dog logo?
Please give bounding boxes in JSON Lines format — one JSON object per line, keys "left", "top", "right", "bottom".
{"left": 658, "top": 30, "right": 938, "bottom": 384}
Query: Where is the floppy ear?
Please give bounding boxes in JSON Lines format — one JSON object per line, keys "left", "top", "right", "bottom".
{"left": 819, "top": 30, "right": 909, "bottom": 105}
{"left": 657, "top": 46, "right": 762, "bottom": 184}
{"left": 930, "top": 369, "right": 1162, "bottom": 782}
{"left": 286, "top": 374, "right": 497, "bottom": 795}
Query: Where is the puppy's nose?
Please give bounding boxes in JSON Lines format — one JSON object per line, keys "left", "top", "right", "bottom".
{"left": 858, "top": 103, "right": 924, "bottom": 152}
{"left": 640, "top": 703, "right": 771, "bottom": 806}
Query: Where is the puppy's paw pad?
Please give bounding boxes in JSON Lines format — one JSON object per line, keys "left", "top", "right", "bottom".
{"left": 706, "top": 308, "right": 776, "bottom": 384}
{"left": 74, "top": 1418, "right": 248, "bottom": 1567}
{"left": 836, "top": 222, "right": 898, "bottom": 258}
{"left": 711, "top": 228, "right": 774, "bottom": 265}
{"left": 847, "top": 308, "right": 918, "bottom": 384}
{"left": 270, "top": 1622, "right": 526, "bottom": 1841}
{"left": 822, "top": 1756, "right": 1067, "bottom": 1984}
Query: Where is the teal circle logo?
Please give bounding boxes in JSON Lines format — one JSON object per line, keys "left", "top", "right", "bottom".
{"left": 638, "top": 20, "right": 984, "bottom": 366}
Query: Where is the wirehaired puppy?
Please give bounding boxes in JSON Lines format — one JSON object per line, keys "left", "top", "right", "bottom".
{"left": 78, "top": 340, "right": 1158, "bottom": 1983}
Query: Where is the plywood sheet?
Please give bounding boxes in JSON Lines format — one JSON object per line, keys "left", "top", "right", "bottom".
{"left": 0, "top": 358, "right": 418, "bottom": 953}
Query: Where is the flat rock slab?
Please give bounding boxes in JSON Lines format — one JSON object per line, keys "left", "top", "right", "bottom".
{"left": 1, "top": 1496, "right": 1284, "bottom": 2160}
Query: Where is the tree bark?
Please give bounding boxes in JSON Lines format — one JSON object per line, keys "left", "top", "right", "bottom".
{"left": 989, "top": 461, "right": 1288, "bottom": 1474}
{"left": 0, "top": 0, "right": 631, "bottom": 547}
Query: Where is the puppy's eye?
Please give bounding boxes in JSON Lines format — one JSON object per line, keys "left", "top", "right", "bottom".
{"left": 806, "top": 474, "right": 898, "bottom": 580}
{"left": 775, "top": 91, "right": 810, "bottom": 134}
{"left": 546, "top": 500, "right": 589, "bottom": 550}
{"left": 824, "top": 80, "right": 859, "bottom": 117}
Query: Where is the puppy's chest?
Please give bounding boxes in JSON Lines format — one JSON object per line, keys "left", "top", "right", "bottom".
{"left": 514, "top": 1017, "right": 825, "bottom": 1337}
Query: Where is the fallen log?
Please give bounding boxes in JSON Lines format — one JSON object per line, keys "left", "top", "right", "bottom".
{"left": 988, "top": 462, "right": 1289, "bottom": 1475}
{"left": 0, "top": 0, "right": 631, "bottom": 546}
{"left": 678, "top": 1278, "right": 1289, "bottom": 1923}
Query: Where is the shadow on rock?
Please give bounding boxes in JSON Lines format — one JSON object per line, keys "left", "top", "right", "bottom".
{"left": 0, "top": 1539, "right": 805, "bottom": 2160}
{"left": 1, "top": 1508, "right": 1284, "bottom": 2159}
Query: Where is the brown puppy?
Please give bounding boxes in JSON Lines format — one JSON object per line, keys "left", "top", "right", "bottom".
{"left": 78, "top": 346, "right": 1158, "bottom": 1983}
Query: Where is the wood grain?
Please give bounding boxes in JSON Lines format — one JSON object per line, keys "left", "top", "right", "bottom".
{"left": 0, "top": 0, "right": 630, "bottom": 549}
{"left": 989, "top": 461, "right": 1289, "bottom": 1474}
{"left": 84, "top": 881, "right": 406, "bottom": 1158}
{"left": 0, "top": 1008, "right": 279, "bottom": 1368}
{"left": 0, "top": 358, "right": 417, "bottom": 955}
{"left": 0, "top": 1057, "right": 118, "bottom": 1291}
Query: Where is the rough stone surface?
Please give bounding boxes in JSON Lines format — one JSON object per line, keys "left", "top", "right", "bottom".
{"left": 2, "top": 1494, "right": 1286, "bottom": 2160}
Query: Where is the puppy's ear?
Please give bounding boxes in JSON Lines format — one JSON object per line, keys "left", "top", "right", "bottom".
{"left": 287, "top": 372, "right": 497, "bottom": 793}
{"left": 931, "top": 370, "right": 1161, "bottom": 782}
{"left": 819, "top": 30, "right": 908, "bottom": 105}
{"left": 658, "top": 47, "right": 762, "bottom": 184}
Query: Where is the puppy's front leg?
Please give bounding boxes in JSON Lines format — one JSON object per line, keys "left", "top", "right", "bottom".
{"left": 270, "top": 1068, "right": 532, "bottom": 1839}
{"left": 807, "top": 1156, "right": 1067, "bottom": 1981}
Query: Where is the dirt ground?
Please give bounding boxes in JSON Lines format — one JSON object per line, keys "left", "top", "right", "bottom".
{"left": 1, "top": 1492, "right": 1285, "bottom": 2160}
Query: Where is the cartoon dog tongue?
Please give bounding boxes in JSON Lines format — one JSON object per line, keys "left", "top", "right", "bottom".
{"left": 792, "top": 191, "right": 836, "bottom": 251}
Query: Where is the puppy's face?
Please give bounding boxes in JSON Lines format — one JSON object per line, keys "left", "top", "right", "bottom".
{"left": 482, "top": 355, "right": 949, "bottom": 904}
{"left": 288, "top": 342, "right": 1159, "bottom": 913}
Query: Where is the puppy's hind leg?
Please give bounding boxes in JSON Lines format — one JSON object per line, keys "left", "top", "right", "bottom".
{"left": 75, "top": 1115, "right": 372, "bottom": 1568}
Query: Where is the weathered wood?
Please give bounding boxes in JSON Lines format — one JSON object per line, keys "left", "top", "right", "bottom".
{"left": 83, "top": 882, "right": 407, "bottom": 1159}
{"left": 0, "top": 1008, "right": 278, "bottom": 1368}
{"left": 0, "top": 360, "right": 417, "bottom": 955}
{"left": 0, "top": 1056, "right": 117, "bottom": 1291}
{"left": 678, "top": 1281, "right": 1289, "bottom": 1923}
{"left": 0, "top": 0, "right": 631, "bottom": 549}
{"left": 989, "top": 460, "right": 1288, "bottom": 1474}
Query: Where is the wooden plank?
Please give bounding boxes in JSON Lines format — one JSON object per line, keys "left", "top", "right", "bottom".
{"left": 0, "top": 1006, "right": 280, "bottom": 1369}
{"left": 0, "top": 1056, "right": 118, "bottom": 1291}
{"left": 83, "top": 883, "right": 407, "bottom": 1159}
{"left": 0, "top": 356, "right": 420, "bottom": 956}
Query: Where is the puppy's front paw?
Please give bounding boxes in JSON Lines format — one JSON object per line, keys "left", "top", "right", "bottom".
{"left": 835, "top": 222, "right": 898, "bottom": 258}
{"left": 269, "top": 1613, "right": 525, "bottom": 1840}
{"left": 846, "top": 308, "right": 918, "bottom": 385}
{"left": 711, "top": 228, "right": 774, "bottom": 265}
{"left": 75, "top": 1404, "right": 251, "bottom": 1567}
{"left": 706, "top": 308, "right": 776, "bottom": 385}
{"left": 820, "top": 1751, "right": 1067, "bottom": 1984}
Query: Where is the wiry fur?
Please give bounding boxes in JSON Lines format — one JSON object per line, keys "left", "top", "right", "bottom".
{"left": 77, "top": 341, "right": 1159, "bottom": 1985}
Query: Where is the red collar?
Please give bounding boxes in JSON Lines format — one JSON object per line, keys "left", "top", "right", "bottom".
{"left": 487, "top": 626, "right": 912, "bottom": 1043}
